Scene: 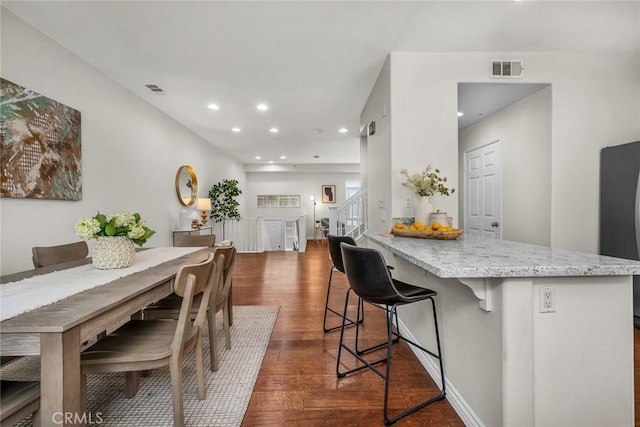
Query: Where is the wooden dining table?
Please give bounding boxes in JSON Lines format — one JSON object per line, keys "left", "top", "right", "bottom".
{"left": 0, "top": 248, "right": 210, "bottom": 426}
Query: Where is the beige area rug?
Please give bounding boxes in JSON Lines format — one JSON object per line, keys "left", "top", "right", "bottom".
{"left": 2, "top": 305, "right": 279, "bottom": 427}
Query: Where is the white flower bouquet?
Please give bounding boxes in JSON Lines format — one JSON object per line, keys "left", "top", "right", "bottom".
{"left": 75, "top": 211, "right": 155, "bottom": 246}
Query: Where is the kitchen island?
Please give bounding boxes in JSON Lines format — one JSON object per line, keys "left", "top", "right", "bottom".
{"left": 367, "top": 233, "right": 640, "bottom": 427}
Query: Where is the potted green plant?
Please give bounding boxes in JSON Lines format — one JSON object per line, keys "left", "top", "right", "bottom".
{"left": 208, "top": 179, "right": 242, "bottom": 239}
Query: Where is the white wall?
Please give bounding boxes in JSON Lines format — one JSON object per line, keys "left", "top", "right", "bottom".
{"left": 459, "top": 85, "right": 552, "bottom": 246}
{"left": 0, "top": 10, "right": 246, "bottom": 274}
{"left": 360, "top": 56, "right": 392, "bottom": 235}
{"left": 383, "top": 52, "right": 640, "bottom": 253}
{"left": 245, "top": 171, "right": 360, "bottom": 238}
{"left": 363, "top": 51, "right": 639, "bottom": 425}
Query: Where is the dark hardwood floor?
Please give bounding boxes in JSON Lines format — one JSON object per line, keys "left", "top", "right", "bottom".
{"left": 235, "top": 241, "right": 640, "bottom": 426}
{"left": 235, "top": 241, "right": 463, "bottom": 426}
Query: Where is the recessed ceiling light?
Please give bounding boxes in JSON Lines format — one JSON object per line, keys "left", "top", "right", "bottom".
{"left": 255, "top": 156, "right": 262, "bottom": 160}
{"left": 207, "top": 103, "right": 220, "bottom": 110}
{"left": 257, "top": 104, "right": 269, "bottom": 111}
{"left": 231, "top": 127, "right": 241, "bottom": 132}
{"left": 338, "top": 127, "right": 348, "bottom": 133}
{"left": 313, "top": 128, "right": 322, "bottom": 134}
{"left": 280, "top": 155, "right": 286, "bottom": 159}
{"left": 457, "top": 112, "right": 464, "bottom": 117}
{"left": 268, "top": 160, "right": 274, "bottom": 164}
{"left": 270, "top": 127, "right": 279, "bottom": 133}
{"left": 313, "top": 155, "right": 320, "bottom": 159}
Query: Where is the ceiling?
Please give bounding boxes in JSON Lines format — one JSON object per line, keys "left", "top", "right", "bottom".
{"left": 3, "top": 1, "right": 639, "bottom": 167}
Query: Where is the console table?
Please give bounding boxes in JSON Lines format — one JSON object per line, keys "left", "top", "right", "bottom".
{"left": 172, "top": 225, "right": 213, "bottom": 245}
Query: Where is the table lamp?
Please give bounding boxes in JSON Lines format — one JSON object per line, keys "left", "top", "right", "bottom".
{"left": 197, "top": 197, "right": 212, "bottom": 226}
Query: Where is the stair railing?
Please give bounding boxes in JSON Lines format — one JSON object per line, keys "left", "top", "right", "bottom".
{"left": 328, "top": 188, "right": 368, "bottom": 240}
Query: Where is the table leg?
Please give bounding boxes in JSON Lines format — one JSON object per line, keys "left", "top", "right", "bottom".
{"left": 40, "top": 327, "right": 84, "bottom": 427}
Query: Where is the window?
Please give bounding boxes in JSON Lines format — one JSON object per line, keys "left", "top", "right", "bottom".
{"left": 345, "top": 180, "right": 361, "bottom": 199}
{"left": 257, "top": 194, "right": 301, "bottom": 208}
{"left": 345, "top": 180, "right": 361, "bottom": 220}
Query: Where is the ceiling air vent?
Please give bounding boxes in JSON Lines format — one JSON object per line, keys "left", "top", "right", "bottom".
{"left": 491, "top": 60, "right": 523, "bottom": 78}
{"left": 145, "top": 83, "right": 165, "bottom": 93}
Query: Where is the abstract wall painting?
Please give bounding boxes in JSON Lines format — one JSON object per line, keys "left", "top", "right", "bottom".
{"left": 321, "top": 185, "right": 336, "bottom": 203}
{"left": 0, "top": 78, "right": 81, "bottom": 200}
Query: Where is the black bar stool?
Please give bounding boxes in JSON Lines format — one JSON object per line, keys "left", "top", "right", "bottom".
{"left": 336, "top": 242, "right": 446, "bottom": 426}
{"left": 323, "top": 235, "right": 365, "bottom": 332}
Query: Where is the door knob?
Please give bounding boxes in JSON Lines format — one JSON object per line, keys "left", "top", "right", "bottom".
{"left": 491, "top": 221, "right": 499, "bottom": 227}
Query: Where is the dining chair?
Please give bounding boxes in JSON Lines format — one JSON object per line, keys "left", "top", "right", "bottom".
{"left": 0, "top": 381, "right": 40, "bottom": 427}
{"left": 32, "top": 241, "right": 89, "bottom": 268}
{"left": 325, "top": 235, "right": 397, "bottom": 356}
{"left": 80, "top": 252, "right": 221, "bottom": 427}
{"left": 324, "top": 235, "right": 364, "bottom": 332}
{"left": 336, "top": 243, "right": 446, "bottom": 425}
{"left": 144, "top": 245, "right": 237, "bottom": 371}
{"left": 173, "top": 233, "right": 216, "bottom": 248}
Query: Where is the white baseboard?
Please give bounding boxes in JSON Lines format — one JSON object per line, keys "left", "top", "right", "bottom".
{"left": 397, "top": 319, "right": 485, "bottom": 427}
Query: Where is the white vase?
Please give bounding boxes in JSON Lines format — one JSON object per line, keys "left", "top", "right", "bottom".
{"left": 92, "top": 236, "right": 136, "bottom": 270}
{"left": 414, "top": 196, "right": 434, "bottom": 225}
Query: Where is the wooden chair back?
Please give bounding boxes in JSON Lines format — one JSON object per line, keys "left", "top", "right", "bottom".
{"left": 173, "top": 253, "right": 215, "bottom": 297}
{"left": 213, "top": 246, "right": 236, "bottom": 301}
{"left": 32, "top": 241, "right": 88, "bottom": 268}
{"left": 173, "top": 234, "right": 216, "bottom": 248}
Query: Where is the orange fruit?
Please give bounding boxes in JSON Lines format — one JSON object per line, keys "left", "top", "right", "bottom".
{"left": 431, "top": 222, "right": 441, "bottom": 230}
{"left": 394, "top": 222, "right": 404, "bottom": 229}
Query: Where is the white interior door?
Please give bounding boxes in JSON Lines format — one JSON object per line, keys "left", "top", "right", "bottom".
{"left": 464, "top": 140, "right": 502, "bottom": 239}
{"left": 263, "top": 219, "right": 284, "bottom": 251}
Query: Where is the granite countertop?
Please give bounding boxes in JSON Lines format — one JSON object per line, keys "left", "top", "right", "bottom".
{"left": 367, "top": 233, "right": 640, "bottom": 278}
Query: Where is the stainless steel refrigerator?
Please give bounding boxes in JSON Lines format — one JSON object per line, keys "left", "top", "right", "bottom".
{"left": 600, "top": 141, "right": 640, "bottom": 326}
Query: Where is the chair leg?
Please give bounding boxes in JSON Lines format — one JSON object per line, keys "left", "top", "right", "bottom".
{"left": 170, "top": 356, "right": 185, "bottom": 427}
{"left": 195, "top": 336, "right": 206, "bottom": 400}
{"left": 430, "top": 296, "right": 446, "bottom": 395}
{"left": 209, "top": 311, "right": 219, "bottom": 372}
{"left": 324, "top": 267, "right": 363, "bottom": 332}
{"left": 355, "top": 302, "right": 400, "bottom": 355}
{"left": 336, "top": 298, "right": 446, "bottom": 425}
{"left": 382, "top": 300, "right": 447, "bottom": 426}
{"left": 125, "top": 371, "right": 138, "bottom": 399}
{"left": 207, "top": 311, "right": 218, "bottom": 372}
{"left": 223, "top": 304, "right": 231, "bottom": 350}
{"left": 383, "top": 304, "right": 396, "bottom": 425}
{"left": 336, "top": 289, "right": 387, "bottom": 379}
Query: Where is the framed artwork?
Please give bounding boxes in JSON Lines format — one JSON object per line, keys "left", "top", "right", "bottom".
{"left": 321, "top": 185, "right": 336, "bottom": 203}
{"left": 0, "top": 78, "right": 82, "bottom": 200}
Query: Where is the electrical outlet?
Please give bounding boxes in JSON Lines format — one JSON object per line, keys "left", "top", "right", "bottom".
{"left": 539, "top": 287, "right": 555, "bottom": 313}
{"left": 404, "top": 196, "right": 412, "bottom": 208}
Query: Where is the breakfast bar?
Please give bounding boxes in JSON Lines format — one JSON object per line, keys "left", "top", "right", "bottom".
{"left": 367, "top": 233, "right": 640, "bottom": 427}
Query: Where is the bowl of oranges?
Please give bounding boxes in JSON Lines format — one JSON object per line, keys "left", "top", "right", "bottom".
{"left": 391, "top": 220, "right": 463, "bottom": 240}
